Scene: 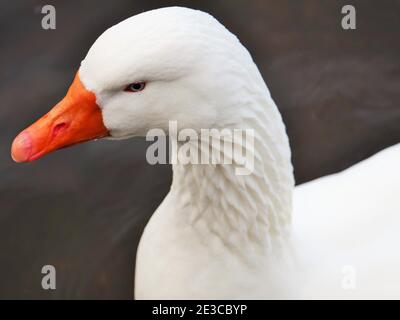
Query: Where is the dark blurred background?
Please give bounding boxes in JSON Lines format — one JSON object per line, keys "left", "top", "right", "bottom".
{"left": 0, "top": 0, "right": 399, "bottom": 299}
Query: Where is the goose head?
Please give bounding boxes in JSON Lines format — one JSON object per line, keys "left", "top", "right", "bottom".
{"left": 11, "top": 7, "right": 265, "bottom": 162}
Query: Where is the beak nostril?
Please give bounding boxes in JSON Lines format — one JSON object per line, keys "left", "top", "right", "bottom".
{"left": 52, "top": 122, "right": 68, "bottom": 137}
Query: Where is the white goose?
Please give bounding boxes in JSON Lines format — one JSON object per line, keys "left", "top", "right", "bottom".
{"left": 11, "top": 7, "right": 400, "bottom": 299}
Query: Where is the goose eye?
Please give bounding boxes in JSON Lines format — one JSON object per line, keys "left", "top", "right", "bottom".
{"left": 125, "top": 82, "right": 146, "bottom": 92}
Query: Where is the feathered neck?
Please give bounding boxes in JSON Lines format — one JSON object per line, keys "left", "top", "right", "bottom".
{"left": 168, "top": 93, "right": 294, "bottom": 262}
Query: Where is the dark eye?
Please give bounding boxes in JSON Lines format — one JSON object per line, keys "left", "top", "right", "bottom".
{"left": 124, "top": 82, "right": 146, "bottom": 92}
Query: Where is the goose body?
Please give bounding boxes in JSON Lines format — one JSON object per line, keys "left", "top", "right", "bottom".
{"left": 293, "top": 143, "right": 400, "bottom": 299}
{"left": 135, "top": 143, "right": 400, "bottom": 299}
{"left": 11, "top": 7, "right": 400, "bottom": 299}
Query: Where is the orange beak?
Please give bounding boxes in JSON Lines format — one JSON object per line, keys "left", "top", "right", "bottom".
{"left": 11, "top": 73, "right": 109, "bottom": 163}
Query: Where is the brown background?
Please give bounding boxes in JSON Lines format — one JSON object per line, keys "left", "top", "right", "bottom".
{"left": 0, "top": 0, "right": 399, "bottom": 299}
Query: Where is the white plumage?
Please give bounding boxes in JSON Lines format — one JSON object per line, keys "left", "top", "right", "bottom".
{"left": 77, "top": 7, "right": 400, "bottom": 298}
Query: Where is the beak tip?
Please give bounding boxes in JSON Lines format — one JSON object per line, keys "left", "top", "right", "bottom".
{"left": 11, "top": 131, "right": 32, "bottom": 163}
